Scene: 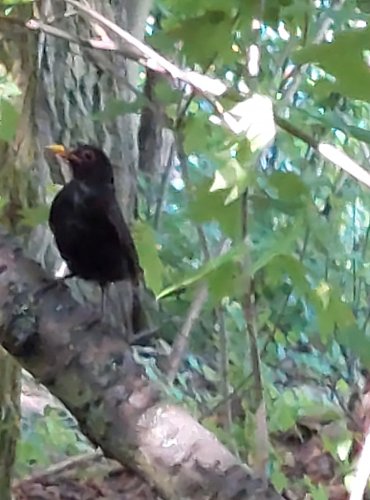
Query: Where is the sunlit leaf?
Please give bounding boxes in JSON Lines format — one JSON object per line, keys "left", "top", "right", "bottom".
{"left": 224, "top": 94, "right": 276, "bottom": 150}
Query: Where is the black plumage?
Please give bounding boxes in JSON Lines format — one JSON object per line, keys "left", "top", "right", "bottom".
{"left": 47, "top": 143, "right": 141, "bottom": 301}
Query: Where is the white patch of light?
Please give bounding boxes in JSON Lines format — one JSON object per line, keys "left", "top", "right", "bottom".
{"left": 225, "top": 70, "right": 234, "bottom": 82}
{"left": 349, "top": 19, "right": 367, "bottom": 29}
{"left": 188, "top": 154, "right": 198, "bottom": 166}
{"left": 265, "top": 26, "right": 277, "bottom": 40}
{"left": 248, "top": 44, "right": 260, "bottom": 76}
{"left": 171, "top": 177, "right": 185, "bottom": 191}
{"left": 252, "top": 19, "right": 261, "bottom": 30}
{"left": 209, "top": 114, "right": 221, "bottom": 125}
{"left": 334, "top": 129, "right": 346, "bottom": 143}
{"left": 238, "top": 80, "right": 250, "bottom": 94}
{"left": 277, "top": 22, "right": 290, "bottom": 41}
{"left": 145, "top": 14, "right": 155, "bottom": 35}
{"left": 325, "top": 30, "right": 334, "bottom": 42}
{"left": 55, "top": 261, "right": 68, "bottom": 279}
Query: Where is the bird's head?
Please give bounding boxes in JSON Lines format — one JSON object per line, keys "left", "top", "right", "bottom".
{"left": 45, "top": 144, "right": 114, "bottom": 185}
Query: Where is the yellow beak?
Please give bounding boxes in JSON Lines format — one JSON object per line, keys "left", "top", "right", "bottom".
{"left": 45, "top": 144, "right": 68, "bottom": 157}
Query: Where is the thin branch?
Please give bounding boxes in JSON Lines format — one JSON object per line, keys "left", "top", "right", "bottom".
{"left": 14, "top": 451, "right": 103, "bottom": 486}
{"left": 153, "top": 143, "right": 175, "bottom": 231}
{"left": 275, "top": 115, "right": 370, "bottom": 189}
{"left": 166, "top": 284, "right": 209, "bottom": 383}
{"left": 25, "top": 18, "right": 119, "bottom": 51}
{"left": 216, "top": 307, "right": 236, "bottom": 454}
{"left": 242, "top": 189, "right": 269, "bottom": 482}
{"left": 66, "top": 0, "right": 227, "bottom": 97}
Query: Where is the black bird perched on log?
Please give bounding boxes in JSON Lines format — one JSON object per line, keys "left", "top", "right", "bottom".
{"left": 46, "top": 143, "right": 142, "bottom": 326}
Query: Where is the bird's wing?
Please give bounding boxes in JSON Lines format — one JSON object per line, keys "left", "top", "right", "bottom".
{"left": 102, "top": 191, "right": 142, "bottom": 284}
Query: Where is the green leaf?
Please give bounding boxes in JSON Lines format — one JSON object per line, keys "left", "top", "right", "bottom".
{"left": 251, "top": 223, "right": 303, "bottom": 275}
{"left": 266, "top": 255, "right": 310, "bottom": 295}
{"left": 0, "top": 99, "right": 19, "bottom": 142}
{"left": 165, "top": 11, "right": 235, "bottom": 66}
{"left": 20, "top": 204, "right": 49, "bottom": 228}
{"left": 157, "top": 242, "right": 247, "bottom": 299}
{"left": 268, "top": 171, "right": 309, "bottom": 201}
{"left": 207, "top": 260, "right": 245, "bottom": 301}
{"left": 133, "top": 221, "right": 164, "bottom": 295}
{"left": 227, "top": 95, "right": 276, "bottom": 151}
{"left": 188, "top": 180, "right": 243, "bottom": 240}
{"left": 183, "top": 115, "right": 212, "bottom": 155}
{"left": 293, "top": 27, "right": 370, "bottom": 101}
{"left": 154, "top": 80, "right": 183, "bottom": 104}
{"left": 271, "top": 469, "right": 289, "bottom": 493}
{"left": 210, "top": 158, "right": 252, "bottom": 203}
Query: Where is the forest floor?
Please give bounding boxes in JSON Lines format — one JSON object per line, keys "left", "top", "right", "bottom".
{"left": 13, "top": 373, "right": 159, "bottom": 500}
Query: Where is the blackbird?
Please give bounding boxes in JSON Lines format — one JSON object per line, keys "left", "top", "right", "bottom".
{"left": 46, "top": 143, "right": 142, "bottom": 323}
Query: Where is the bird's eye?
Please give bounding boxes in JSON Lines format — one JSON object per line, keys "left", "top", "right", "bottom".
{"left": 82, "top": 150, "right": 95, "bottom": 162}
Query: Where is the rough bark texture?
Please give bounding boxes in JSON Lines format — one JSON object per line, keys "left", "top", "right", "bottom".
{"left": 0, "top": 6, "right": 39, "bottom": 497}
{"left": 30, "top": 0, "right": 151, "bottom": 273}
{"left": 1, "top": 0, "right": 152, "bottom": 492}
{"left": 0, "top": 229, "right": 282, "bottom": 500}
{"left": 0, "top": 349, "right": 20, "bottom": 500}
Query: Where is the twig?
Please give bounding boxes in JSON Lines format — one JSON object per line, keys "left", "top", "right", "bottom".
{"left": 25, "top": 18, "right": 118, "bottom": 51}
{"left": 242, "top": 189, "right": 269, "bottom": 482}
{"left": 244, "top": 282, "right": 269, "bottom": 481}
{"left": 217, "top": 309, "right": 234, "bottom": 437}
{"left": 275, "top": 115, "right": 370, "bottom": 189}
{"left": 201, "top": 374, "right": 252, "bottom": 419}
{"left": 153, "top": 142, "right": 175, "bottom": 230}
{"left": 13, "top": 450, "right": 103, "bottom": 486}
{"left": 66, "top": 0, "right": 227, "bottom": 97}
{"left": 167, "top": 283, "right": 209, "bottom": 383}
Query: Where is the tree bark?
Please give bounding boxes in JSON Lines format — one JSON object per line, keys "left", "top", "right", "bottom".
{"left": 0, "top": 229, "right": 282, "bottom": 500}
{"left": 0, "top": 0, "right": 152, "bottom": 493}
{"left": 0, "top": 6, "right": 39, "bottom": 497}
{"left": 0, "top": 349, "right": 20, "bottom": 500}
{"left": 30, "top": 0, "right": 151, "bottom": 271}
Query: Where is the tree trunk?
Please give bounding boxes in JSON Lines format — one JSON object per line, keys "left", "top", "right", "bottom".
{"left": 30, "top": 0, "right": 151, "bottom": 284}
{"left": 0, "top": 6, "right": 39, "bottom": 497}
{"left": 0, "top": 0, "right": 151, "bottom": 493}
{"left": 0, "top": 349, "right": 21, "bottom": 500}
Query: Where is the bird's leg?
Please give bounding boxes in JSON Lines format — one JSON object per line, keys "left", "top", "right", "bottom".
{"left": 100, "top": 283, "right": 110, "bottom": 320}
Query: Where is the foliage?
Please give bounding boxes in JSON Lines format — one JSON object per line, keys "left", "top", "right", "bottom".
{"left": 3, "top": 0, "right": 370, "bottom": 497}
{"left": 16, "top": 403, "right": 92, "bottom": 477}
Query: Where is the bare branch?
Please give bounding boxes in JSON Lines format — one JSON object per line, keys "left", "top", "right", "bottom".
{"left": 167, "top": 284, "right": 209, "bottom": 383}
